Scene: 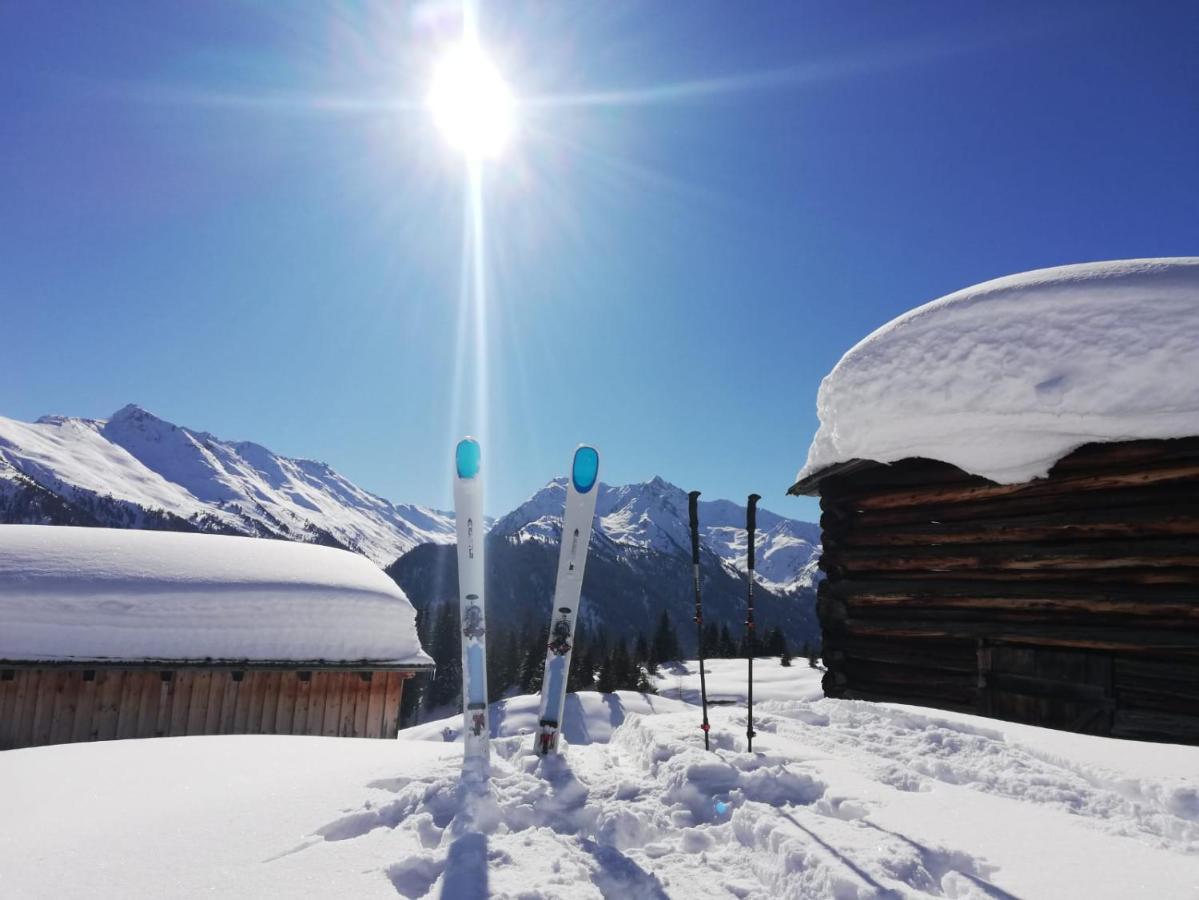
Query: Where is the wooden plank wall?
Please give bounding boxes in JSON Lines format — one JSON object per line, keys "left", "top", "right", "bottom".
{"left": 816, "top": 437, "right": 1199, "bottom": 745}
{"left": 0, "top": 669, "right": 409, "bottom": 750}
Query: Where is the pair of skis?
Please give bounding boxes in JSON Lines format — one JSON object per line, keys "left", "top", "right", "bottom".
{"left": 452, "top": 438, "right": 601, "bottom": 764}
{"left": 687, "top": 490, "right": 762, "bottom": 753}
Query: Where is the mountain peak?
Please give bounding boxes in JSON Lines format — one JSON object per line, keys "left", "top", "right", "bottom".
{"left": 110, "top": 403, "right": 151, "bottom": 421}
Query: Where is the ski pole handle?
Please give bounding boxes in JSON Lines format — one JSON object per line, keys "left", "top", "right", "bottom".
{"left": 688, "top": 491, "right": 701, "bottom": 565}
{"left": 747, "top": 494, "right": 760, "bottom": 572}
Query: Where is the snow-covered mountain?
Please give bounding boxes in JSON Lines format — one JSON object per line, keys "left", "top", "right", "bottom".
{"left": 0, "top": 405, "right": 455, "bottom": 565}
{"left": 493, "top": 475, "right": 821, "bottom": 594}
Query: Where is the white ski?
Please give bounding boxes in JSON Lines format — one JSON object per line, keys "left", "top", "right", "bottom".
{"left": 534, "top": 444, "right": 601, "bottom": 755}
{"left": 454, "top": 437, "right": 490, "bottom": 763}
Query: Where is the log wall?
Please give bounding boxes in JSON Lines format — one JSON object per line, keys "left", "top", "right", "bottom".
{"left": 0, "top": 667, "right": 410, "bottom": 751}
{"left": 813, "top": 437, "right": 1199, "bottom": 745}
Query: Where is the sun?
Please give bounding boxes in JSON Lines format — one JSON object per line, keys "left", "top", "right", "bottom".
{"left": 427, "top": 41, "right": 515, "bottom": 160}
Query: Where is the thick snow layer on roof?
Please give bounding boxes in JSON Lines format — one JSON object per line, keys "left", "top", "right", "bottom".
{"left": 0, "top": 525, "right": 431, "bottom": 665}
{"left": 797, "top": 258, "right": 1199, "bottom": 486}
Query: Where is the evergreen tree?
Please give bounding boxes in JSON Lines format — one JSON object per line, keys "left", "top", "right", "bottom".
{"left": 650, "top": 610, "right": 681, "bottom": 665}
{"left": 635, "top": 662, "right": 657, "bottom": 694}
{"left": 764, "top": 626, "right": 785, "bottom": 657}
{"left": 399, "top": 606, "right": 430, "bottom": 726}
{"left": 567, "top": 620, "right": 593, "bottom": 692}
{"left": 718, "top": 623, "right": 737, "bottom": 658}
{"left": 780, "top": 642, "right": 793, "bottom": 667}
{"left": 634, "top": 633, "right": 650, "bottom": 668}
{"left": 596, "top": 649, "right": 617, "bottom": 693}
{"left": 426, "top": 601, "right": 461, "bottom": 711}
{"left": 518, "top": 623, "right": 549, "bottom": 693}
{"left": 808, "top": 640, "right": 822, "bottom": 669}
{"left": 701, "top": 621, "right": 720, "bottom": 660}
{"left": 611, "top": 640, "right": 634, "bottom": 691}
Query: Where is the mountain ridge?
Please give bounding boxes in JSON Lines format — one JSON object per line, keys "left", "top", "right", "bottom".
{"left": 0, "top": 406, "right": 821, "bottom": 641}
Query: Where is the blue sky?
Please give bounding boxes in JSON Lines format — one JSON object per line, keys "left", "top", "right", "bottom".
{"left": 2, "top": 1, "right": 1196, "bottom": 520}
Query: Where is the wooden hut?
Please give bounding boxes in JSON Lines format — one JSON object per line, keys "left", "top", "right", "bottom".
{"left": 789, "top": 258, "right": 1199, "bottom": 745}
{"left": 0, "top": 525, "right": 433, "bottom": 750}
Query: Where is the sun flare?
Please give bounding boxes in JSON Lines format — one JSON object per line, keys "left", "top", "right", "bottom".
{"left": 427, "top": 41, "right": 515, "bottom": 160}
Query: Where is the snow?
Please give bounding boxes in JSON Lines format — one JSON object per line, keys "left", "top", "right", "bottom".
{"left": 3, "top": 659, "right": 1196, "bottom": 898}
{"left": 0, "top": 405, "right": 456, "bottom": 566}
{"left": 0, "top": 524, "right": 431, "bottom": 665}
{"left": 495, "top": 477, "right": 821, "bottom": 594}
{"left": 797, "top": 258, "right": 1199, "bottom": 487}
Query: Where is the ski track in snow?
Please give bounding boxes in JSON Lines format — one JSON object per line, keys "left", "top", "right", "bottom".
{"left": 298, "top": 694, "right": 1197, "bottom": 898}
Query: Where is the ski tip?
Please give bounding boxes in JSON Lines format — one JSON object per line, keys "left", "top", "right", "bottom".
{"left": 571, "top": 445, "right": 599, "bottom": 494}
{"left": 456, "top": 437, "right": 481, "bottom": 480}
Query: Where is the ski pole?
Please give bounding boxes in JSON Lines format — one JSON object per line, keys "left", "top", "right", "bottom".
{"left": 688, "top": 490, "right": 711, "bottom": 751}
{"left": 746, "top": 493, "right": 760, "bottom": 753}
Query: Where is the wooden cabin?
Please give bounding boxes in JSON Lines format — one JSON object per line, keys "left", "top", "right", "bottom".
{"left": 788, "top": 258, "right": 1199, "bottom": 745}
{"left": 790, "top": 437, "right": 1199, "bottom": 745}
{"left": 0, "top": 525, "right": 433, "bottom": 750}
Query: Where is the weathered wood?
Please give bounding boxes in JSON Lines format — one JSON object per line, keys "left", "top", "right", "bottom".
{"left": 0, "top": 672, "right": 20, "bottom": 750}
{"left": 322, "top": 672, "right": 345, "bottom": 737}
{"left": 167, "top": 671, "right": 193, "bottom": 738}
{"left": 232, "top": 673, "right": 253, "bottom": 733}
{"left": 30, "top": 671, "right": 58, "bottom": 747}
{"left": 47, "top": 671, "right": 80, "bottom": 746}
{"left": 1112, "top": 709, "right": 1199, "bottom": 743}
{"left": 825, "top": 483, "right": 1199, "bottom": 532}
{"left": 840, "top": 619, "right": 1199, "bottom": 651}
{"left": 135, "top": 672, "right": 159, "bottom": 736}
{"left": 306, "top": 672, "right": 328, "bottom": 736}
{"left": 828, "top": 459, "right": 1199, "bottom": 512}
{"left": 824, "top": 507, "right": 1199, "bottom": 547}
{"left": 152, "top": 673, "right": 172, "bottom": 737}
{"left": 822, "top": 536, "right": 1199, "bottom": 576}
{"left": 93, "top": 670, "right": 125, "bottom": 741}
{"left": 220, "top": 674, "right": 240, "bottom": 734}
{"left": 244, "top": 672, "right": 268, "bottom": 734}
{"left": 353, "top": 673, "right": 372, "bottom": 738}
{"left": 115, "top": 671, "right": 146, "bottom": 740}
{"left": 292, "top": 675, "right": 311, "bottom": 736}
{"left": 259, "top": 672, "right": 281, "bottom": 735}
{"left": 383, "top": 672, "right": 403, "bottom": 738}
{"left": 365, "top": 674, "right": 386, "bottom": 739}
{"left": 274, "top": 673, "right": 297, "bottom": 734}
{"left": 16, "top": 670, "right": 38, "bottom": 747}
{"left": 204, "top": 672, "right": 228, "bottom": 735}
{"left": 340, "top": 673, "right": 359, "bottom": 737}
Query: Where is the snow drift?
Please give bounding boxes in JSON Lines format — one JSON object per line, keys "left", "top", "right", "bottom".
{"left": 797, "top": 257, "right": 1199, "bottom": 485}
{"left": 0, "top": 525, "right": 430, "bottom": 665}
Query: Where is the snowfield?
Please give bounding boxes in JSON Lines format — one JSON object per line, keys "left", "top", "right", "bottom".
{"left": 1, "top": 660, "right": 1196, "bottom": 898}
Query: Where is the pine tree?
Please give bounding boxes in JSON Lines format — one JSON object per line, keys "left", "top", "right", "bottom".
{"left": 567, "top": 620, "right": 592, "bottom": 692}
{"left": 596, "top": 650, "right": 617, "bottom": 693}
{"left": 634, "top": 633, "right": 650, "bottom": 668}
{"left": 635, "top": 663, "right": 657, "bottom": 694}
{"left": 426, "top": 601, "right": 461, "bottom": 711}
{"left": 764, "top": 626, "right": 785, "bottom": 657}
{"left": 399, "top": 606, "right": 429, "bottom": 726}
{"left": 780, "top": 642, "right": 793, "bottom": 667}
{"left": 718, "top": 623, "right": 737, "bottom": 658}
{"left": 650, "top": 610, "right": 681, "bottom": 665}
{"left": 808, "top": 640, "right": 821, "bottom": 669}
{"left": 701, "top": 621, "right": 720, "bottom": 660}
{"left": 518, "top": 623, "right": 549, "bottom": 693}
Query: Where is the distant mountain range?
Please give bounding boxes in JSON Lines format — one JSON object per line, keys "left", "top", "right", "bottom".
{"left": 0, "top": 405, "right": 822, "bottom": 647}
{"left": 0, "top": 405, "right": 455, "bottom": 564}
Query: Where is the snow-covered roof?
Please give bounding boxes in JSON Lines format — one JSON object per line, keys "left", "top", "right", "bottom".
{"left": 795, "top": 258, "right": 1199, "bottom": 489}
{"left": 0, "top": 525, "right": 432, "bottom": 666}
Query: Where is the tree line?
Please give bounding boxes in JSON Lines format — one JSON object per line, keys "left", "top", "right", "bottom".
{"left": 400, "top": 603, "right": 818, "bottom": 727}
